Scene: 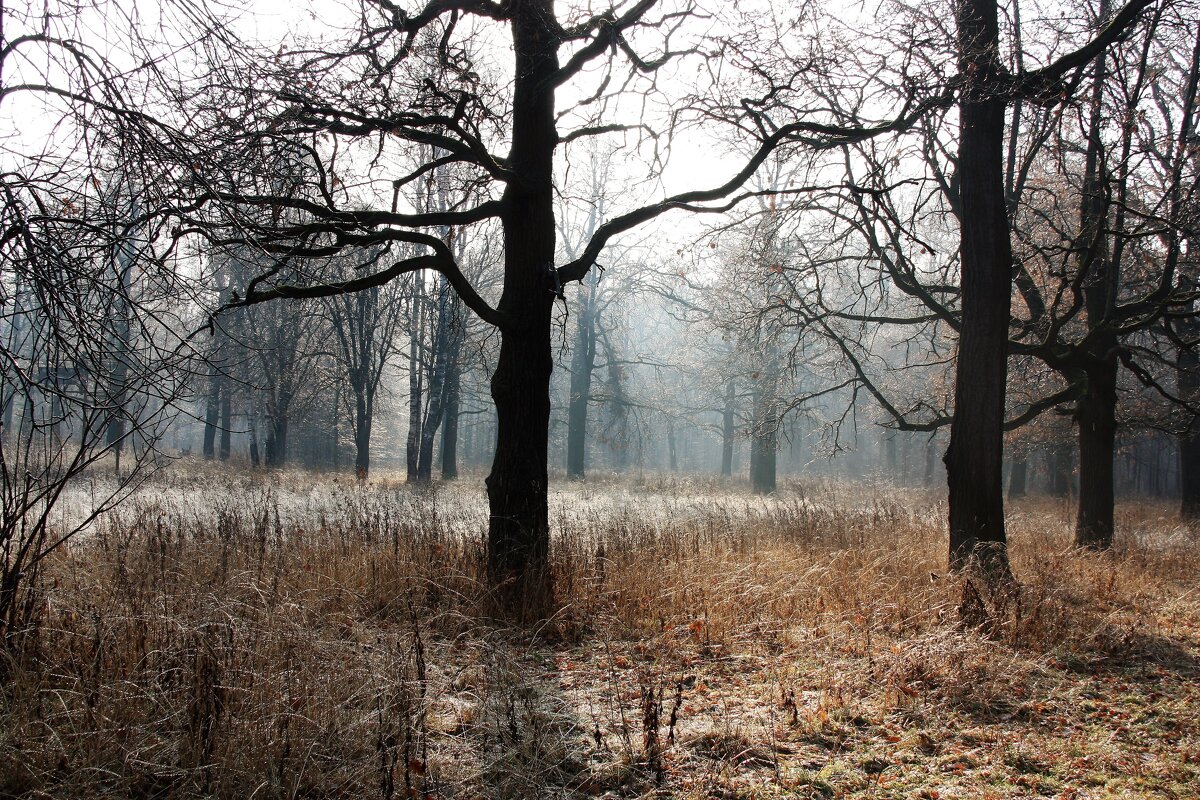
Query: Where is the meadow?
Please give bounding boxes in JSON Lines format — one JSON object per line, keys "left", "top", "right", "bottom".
{"left": 1, "top": 465, "right": 1197, "bottom": 799}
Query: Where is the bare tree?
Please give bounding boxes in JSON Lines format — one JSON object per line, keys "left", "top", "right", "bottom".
{"left": 0, "top": 0, "right": 206, "bottom": 652}
{"left": 169, "top": 0, "right": 926, "bottom": 614}
{"left": 325, "top": 249, "right": 407, "bottom": 480}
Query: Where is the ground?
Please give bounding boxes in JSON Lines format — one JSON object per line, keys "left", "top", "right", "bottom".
{"left": 1, "top": 465, "right": 1197, "bottom": 798}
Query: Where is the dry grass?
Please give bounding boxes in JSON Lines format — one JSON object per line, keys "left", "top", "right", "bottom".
{"left": 2, "top": 464, "right": 1198, "bottom": 799}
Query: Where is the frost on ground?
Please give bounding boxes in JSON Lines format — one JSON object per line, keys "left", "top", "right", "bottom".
{"left": 3, "top": 462, "right": 1198, "bottom": 799}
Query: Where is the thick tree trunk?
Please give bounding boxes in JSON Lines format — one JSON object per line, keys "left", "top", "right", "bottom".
{"left": 1072, "top": 32, "right": 1118, "bottom": 551}
{"left": 750, "top": 431, "right": 777, "bottom": 494}
{"left": 565, "top": 279, "right": 597, "bottom": 480}
{"left": 944, "top": 0, "right": 1011, "bottom": 576}
{"left": 485, "top": 0, "right": 558, "bottom": 617}
{"left": 720, "top": 379, "right": 735, "bottom": 477}
{"left": 1075, "top": 360, "right": 1117, "bottom": 547}
{"left": 1180, "top": 340, "right": 1200, "bottom": 518}
{"left": 1174, "top": 32, "right": 1200, "bottom": 516}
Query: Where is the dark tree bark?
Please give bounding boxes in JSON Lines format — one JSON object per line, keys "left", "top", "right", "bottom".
{"left": 484, "top": 0, "right": 558, "bottom": 616}
{"left": 944, "top": 0, "right": 1012, "bottom": 575}
{"left": 1075, "top": 362, "right": 1117, "bottom": 546}
{"left": 1180, "top": 318, "right": 1200, "bottom": 517}
{"left": 353, "top": 393, "right": 372, "bottom": 479}
{"left": 1173, "top": 31, "right": 1200, "bottom": 516}
{"left": 1072, "top": 22, "right": 1118, "bottom": 550}
{"left": 265, "top": 405, "right": 288, "bottom": 467}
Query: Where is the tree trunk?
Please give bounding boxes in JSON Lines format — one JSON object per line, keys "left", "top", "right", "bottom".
{"left": 330, "top": 379, "right": 340, "bottom": 472}
{"left": 601, "top": 333, "right": 629, "bottom": 470}
{"left": 265, "top": 409, "right": 288, "bottom": 467}
{"left": 441, "top": 360, "right": 460, "bottom": 480}
{"left": 218, "top": 380, "right": 231, "bottom": 460}
{"left": 721, "top": 378, "right": 735, "bottom": 477}
{"left": 1007, "top": 455, "right": 1027, "bottom": 499}
{"left": 944, "top": 0, "right": 1011, "bottom": 576}
{"left": 750, "top": 352, "right": 779, "bottom": 495}
{"left": 565, "top": 278, "right": 597, "bottom": 480}
{"left": 750, "top": 430, "right": 777, "bottom": 494}
{"left": 203, "top": 372, "right": 219, "bottom": 459}
{"left": 1180, "top": 339, "right": 1200, "bottom": 517}
{"left": 1075, "top": 360, "right": 1117, "bottom": 547}
{"left": 249, "top": 421, "right": 260, "bottom": 468}
{"left": 406, "top": 333, "right": 423, "bottom": 483}
{"left": 1174, "top": 32, "right": 1200, "bottom": 516}
{"left": 485, "top": 0, "right": 558, "bottom": 617}
{"left": 462, "top": 408, "right": 475, "bottom": 465}
{"left": 353, "top": 388, "right": 372, "bottom": 481}
{"left": 417, "top": 278, "right": 454, "bottom": 482}
{"left": 1072, "top": 27, "right": 1118, "bottom": 551}
{"left": 105, "top": 271, "right": 132, "bottom": 463}
{"left": 749, "top": 376, "right": 777, "bottom": 494}
{"left": 1047, "top": 442, "right": 1072, "bottom": 496}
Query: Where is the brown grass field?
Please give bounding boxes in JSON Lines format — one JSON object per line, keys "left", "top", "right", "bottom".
{"left": 1, "top": 464, "right": 1198, "bottom": 799}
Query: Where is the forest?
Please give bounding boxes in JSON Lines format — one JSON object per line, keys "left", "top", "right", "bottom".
{"left": 0, "top": 0, "right": 1198, "bottom": 796}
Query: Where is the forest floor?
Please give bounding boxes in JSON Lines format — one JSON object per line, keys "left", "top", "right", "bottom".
{"left": 2, "top": 464, "right": 1198, "bottom": 799}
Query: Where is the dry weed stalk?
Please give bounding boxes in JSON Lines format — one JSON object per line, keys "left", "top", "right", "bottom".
{"left": 0, "top": 466, "right": 1195, "bottom": 798}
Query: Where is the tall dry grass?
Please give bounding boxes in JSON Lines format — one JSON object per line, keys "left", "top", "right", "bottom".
{"left": 1, "top": 464, "right": 1196, "bottom": 798}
